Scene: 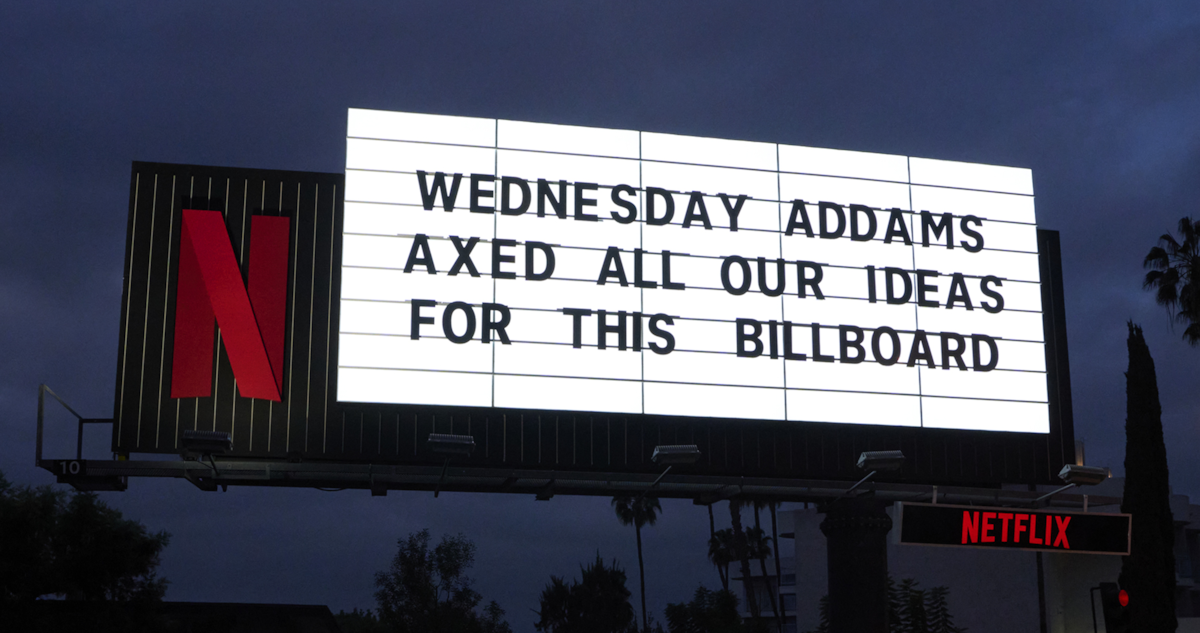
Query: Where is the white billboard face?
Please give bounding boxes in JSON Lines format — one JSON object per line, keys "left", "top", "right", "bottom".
{"left": 338, "top": 108, "right": 1048, "bottom": 433}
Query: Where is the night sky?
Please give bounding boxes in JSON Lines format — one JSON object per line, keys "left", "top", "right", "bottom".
{"left": 3, "top": 3, "right": 1199, "bottom": 631}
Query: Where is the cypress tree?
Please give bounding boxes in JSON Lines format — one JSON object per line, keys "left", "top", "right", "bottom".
{"left": 1119, "top": 322, "right": 1177, "bottom": 631}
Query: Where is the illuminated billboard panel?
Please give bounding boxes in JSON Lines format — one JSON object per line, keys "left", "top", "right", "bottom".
{"left": 339, "top": 109, "right": 1046, "bottom": 433}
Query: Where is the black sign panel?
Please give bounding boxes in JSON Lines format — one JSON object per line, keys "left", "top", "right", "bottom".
{"left": 112, "top": 162, "right": 1076, "bottom": 488}
{"left": 896, "top": 502, "right": 1131, "bottom": 555}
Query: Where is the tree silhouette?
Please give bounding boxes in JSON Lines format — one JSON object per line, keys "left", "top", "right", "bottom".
{"left": 0, "top": 471, "right": 169, "bottom": 602}
{"left": 373, "top": 529, "right": 511, "bottom": 633}
{"left": 808, "top": 577, "right": 965, "bottom": 633}
{"left": 750, "top": 503, "right": 780, "bottom": 627}
{"left": 664, "top": 586, "right": 743, "bottom": 633}
{"left": 707, "top": 529, "right": 736, "bottom": 592}
{"left": 1143, "top": 217, "right": 1200, "bottom": 344}
{"left": 1119, "top": 323, "right": 1178, "bottom": 631}
{"left": 612, "top": 495, "right": 661, "bottom": 632}
{"left": 535, "top": 553, "right": 635, "bottom": 633}
{"left": 727, "top": 501, "right": 760, "bottom": 620}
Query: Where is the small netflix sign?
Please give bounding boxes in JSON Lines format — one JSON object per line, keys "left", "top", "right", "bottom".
{"left": 895, "top": 502, "right": 1130, "bottom": 555}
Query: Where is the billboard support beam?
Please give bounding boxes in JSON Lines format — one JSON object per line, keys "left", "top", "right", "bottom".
{"left": 822, "top": 496, "right": 892, "bottom": 633}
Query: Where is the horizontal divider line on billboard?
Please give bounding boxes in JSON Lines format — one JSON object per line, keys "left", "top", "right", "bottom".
{"left": 336, "top": 365, "right": 1049, "bottom": 403}
{"left": 345, "top": 137, "right": 1036, "bottom": 199}
{"left": 340, "top": 267, "right": 1046, "bottom": 306}
{"left": 336, "top": 333, "right": 1049, "bottom": 373}
{"left": 340, "top": 228, "right": 1042, "bottom": 258}
{"left": 341, "top": 184, "right": 1038, "bottom": 228}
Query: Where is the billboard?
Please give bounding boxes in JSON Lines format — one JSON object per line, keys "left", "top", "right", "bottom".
{"left": 110, "top": 112, "right": 1075, "bottom": 488}
{"left": 341, "top": 109, "right": 1047, "bottom": 433}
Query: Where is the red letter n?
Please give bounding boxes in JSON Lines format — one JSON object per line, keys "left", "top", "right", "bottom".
{"left": 962, "top": 511, "right": 979, "bottom": 544}
{"left": 171, "top": 209, "right": 289, "bottom": 401}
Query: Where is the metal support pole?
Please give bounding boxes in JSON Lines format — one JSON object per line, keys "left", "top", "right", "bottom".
{"left": 434, "top": 458, "right": 451, "bottom": 498}
{"left": 1034, "top": 482, "right": 1077, "bottom": 507}
{"left": 821, "top": 496, "right": 892, "bottom": 633}
{"left": 639, "top": 465, "right": 672, "bottom": 500}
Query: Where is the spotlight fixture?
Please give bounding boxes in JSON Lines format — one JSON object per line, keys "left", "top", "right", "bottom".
{"left": 1058, "top": 464, "right": 1110, "bottom": 487}
{"left": 427, "top": 433, "right": 476, "bottom": 457}
{"left": 651, "top": 444, "right": 701, "bottom": 466}
{"left": 180, "top": 430, "right": 232, "bottom": 461}
{"left": 856, "top": 450, "right": 906, "bottom": 472}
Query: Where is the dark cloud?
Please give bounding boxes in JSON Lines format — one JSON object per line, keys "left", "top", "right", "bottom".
{"left": 3, "top": 2, "right": 1199, "bottom": 630}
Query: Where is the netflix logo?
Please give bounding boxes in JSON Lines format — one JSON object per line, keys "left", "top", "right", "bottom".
{"left": 961, "top": 510, "right": 1072, "bottom": 549}
{"left": 897, "top": 502, "right": 1130, "bottom": 555}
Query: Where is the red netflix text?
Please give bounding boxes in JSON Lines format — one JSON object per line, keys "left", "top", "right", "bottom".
{"left": 961, "top": 510, "right": 1072, "bottom": 549}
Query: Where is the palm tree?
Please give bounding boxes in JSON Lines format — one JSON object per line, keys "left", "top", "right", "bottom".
{"left": 707, "top": 528, "right": 736, "bottom": 592}
{"left": 728, "top": 500, "right": 761, "bottom": 620}
{"left": 767, "top": 502, "right": 784, "bottom": 618}
{"left": 752, "top": 502, "right": 782, "bottom": 628}
{"left": 1143, "top": 217, "right": 1200, "bottom": 344}
{"left": 612, "top": 495, "right": 661, "bottom": 632}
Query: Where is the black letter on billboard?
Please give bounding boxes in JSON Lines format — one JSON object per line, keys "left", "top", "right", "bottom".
{"left": 819, "top": 202, "right": 846, "bottom": 239}
{"left": 649, "top": 314, "right": 675, "bottom": 355}
{"left": 492, "top": 239, "right": 517, "bottom": 279}
{"left": 525, "top": 242, "right": 556, "bottom": 280}
{"left": 537, "top": 179, "right": 568, "bottom": 218}
{"left": 737, "top": 319, "right": 763, "bottom": 358}
{"left": 872, "top": 327, "right": 901, "bottom": 366}
{"left": 562, "top": 308, "right": 593, "bottom": 348}
{"left": 960, "top": 215, "right": 984, "bottom": 252}
{"left": 916, "top": 270, "right": 940, "bottom": 307}
{"left": 720, "top": 193, "right": 748, "bottom": 231}
{"left": 470, "top": 174, "right": 495, "bottom": 213}
{"left": 981, "top": 276, "right": 1005, "bottom": 313}
{"left": 598, "top": 247, "right": 630, "bottom": 286}
{"left": 883, "top": 209, "right": 912, "bottom": 245}
{"left": 682, "top": 192, "right": 713, "bottom": 229}
{"left": 662, "top": 251, "right": 686, "bottom": 290}
{"left": 785, "top": 200, "right": 814, "bottom": 237}
{"left": 574, "top": 182, "right": 600, "bottom": 222}
{"left": 449, "top": 236, "right": 481, "bottom": 277}
{"left": 758, "top": 258, "right": 786, "bottom": 297}
{"left": 501, "top": 176, "right": 531, "bottom": 216}
{"left": 783, "top": 322, "right": 806, "bottom": 360}
{"left": 885, "top": 268, "right": 912, "bottom": 304}
{"left": 411, "top": 299, "right": 436, "bottom": 340}
{"left": 972, "top": 335, "right": 999, "bottom": 372}
{"left": 404, "top": 234, "right": 437, "bottom": 274}
{"left": 611, "top": 184, "right": 639, "bottom": 224}
{"left": 634, "top": 249, "right": 657, "bottom": 289}
{"left": 597, "top": 310, "right": 628, "bottom": 351}
{"left": 839, "top": 325, "right": 866, "bottom": 364}
{"left": 811, "top": 324, "right": 835, "bottom": 363}
{"left": 946, "top": 273, "right": 974, "bottom": 310}
{"left": 646, "top": 187, "right": 675, "bottom": 226}
{"left": 941, "top": 332, "right": 967, "bottom": 370}
{"left": 482, "top": 303, "right": 512, "bottom": 344}
{"left": 797, "top": 261, "right": 825, "bottom": 299}
{"left": 920, "top": 211, "right": 954, "bottom": 248}
{"left": 906, "top": 330, "right": 936, "bottom": 368}
{"left": 443, "top": 302, "right": 477, "bottom": 344}
{"left": 721, "top": 256, "right": 752, "bottom": 295}
{"left": 417, "top": 171, "right": 463, "bottom": 211}
{"left": 850, "top": 205, "right": 877, "bottom": 241}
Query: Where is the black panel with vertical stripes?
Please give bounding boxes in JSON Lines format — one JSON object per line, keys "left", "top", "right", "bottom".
{"left": 112, "top": 162, "right": 1076, "bottom": 486}
{"left": 113, "top": 163, "right": 343, "bottom": 459}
